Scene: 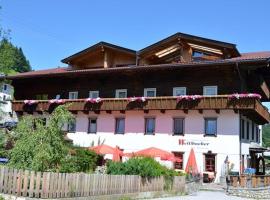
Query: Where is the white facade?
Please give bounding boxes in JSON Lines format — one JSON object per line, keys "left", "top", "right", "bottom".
{"left": 57, "top": 109, "right": 248, "bottom": 182}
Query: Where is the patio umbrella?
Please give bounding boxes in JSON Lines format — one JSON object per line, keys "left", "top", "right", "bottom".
{"left": 185, "top": 148, "right": 198, "bottom": 175}
{"left": 126, "top": 147, "right": 180, "bottom": 161}
{"left": 89, "top": 144, "right": 123, "bottom": 161}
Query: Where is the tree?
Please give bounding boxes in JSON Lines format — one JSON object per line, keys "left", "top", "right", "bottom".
{"left": 0, "top": 39, "right": 31, "bottom": 74}
{"left": 8, "top": 105, "right": 73, "bottom": 171}
{"left": 0, "top": 6, "right": 31, "bottom": 74}
{"left": 262, "top": 124, "right": 270, "bottom": 147}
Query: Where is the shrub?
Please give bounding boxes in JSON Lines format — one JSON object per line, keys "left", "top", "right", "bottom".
{"left": 60, "top": 148, "right": 98, "bottom": 173}
{"left": 107, "top": 157, "right": 178, "bottom": 178}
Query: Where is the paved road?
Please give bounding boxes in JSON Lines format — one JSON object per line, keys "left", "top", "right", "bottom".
{"left": 150, "top": 191, "right": 250, "bottom": 200}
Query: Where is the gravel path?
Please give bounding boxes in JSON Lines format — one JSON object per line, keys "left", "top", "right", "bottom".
{"left": 150, "top": 191, "right": 251, "bottom": 200}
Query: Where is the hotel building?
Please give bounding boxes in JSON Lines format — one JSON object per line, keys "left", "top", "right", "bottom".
{"left": 2, "top": 33, "right": 270, "bottom": 182}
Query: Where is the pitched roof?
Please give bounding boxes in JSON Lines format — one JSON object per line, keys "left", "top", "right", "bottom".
{"left": 4, "top": 51, "right": 270, "bottom": 79}
{"left": 61, "top": 41, "right": 136, "bottom": 64}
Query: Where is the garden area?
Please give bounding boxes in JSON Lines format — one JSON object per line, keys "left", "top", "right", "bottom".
{"left": 0, "top": 105, "right": 187, "bottom": 199}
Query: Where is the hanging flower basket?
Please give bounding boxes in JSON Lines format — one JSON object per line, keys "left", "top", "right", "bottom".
{"left": 23, "top": 100, "right": 38, "bottom": 105}
{"left": 128, "top": 97, "right": 147, "bottom": 102}
{"left": 228, "top": 93, "right": 262, "bottom": 100}
{"left": 85, "top": 97, "right": 102, "bottom": 103}
{"left": 176, "top": 95, "right": 203, "bottom": 103}
{"left": 49, "top": 99, "right": 65, "bottom": 104}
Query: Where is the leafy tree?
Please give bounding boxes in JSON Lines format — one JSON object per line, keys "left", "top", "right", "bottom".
{"left": 8, "top": 105, "right": 73, "bottom": 171}
{"left": 262, "top": 124, "right": 270, "bottom": 147}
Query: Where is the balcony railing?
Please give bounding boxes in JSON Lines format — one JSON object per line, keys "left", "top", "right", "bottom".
{"left": 12, "top": 95, "right": 269, "bottom": 124}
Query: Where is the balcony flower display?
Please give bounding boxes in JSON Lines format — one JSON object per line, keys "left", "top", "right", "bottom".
{"left": 176, "top": 95, "right": 203, "bottom": 103}
{"left": 228, "top": 93, "right": 262, "bottom": 100}
{"left": 49, "top": 99, "right": 65, "bottom": 104}
{"left": 23, "top": 100, "right": 38, "bottom": 105}
{"left": 128, "top": 97, "right": 147, "bottom": 102}
{"left": 85, "top": 97, "right": 102, "bottom": 103}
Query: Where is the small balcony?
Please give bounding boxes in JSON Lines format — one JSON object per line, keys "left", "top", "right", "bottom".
{"left": 12, "top": 95, "right": 269, "bottom": 124}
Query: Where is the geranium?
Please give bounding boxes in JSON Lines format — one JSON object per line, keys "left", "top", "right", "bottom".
{"left": 128, "top": 97, "right": 147, "bottom": 102}
{"left": 85, "top": 97, "right": 102, "bottom": 103}
{"left": 23, "top": 100, "right": 38, "bottom": 105}
{"left": 228, "top": 93, "right": 261, "bottom": 100}
{"left": 176, "top": 95, "right": 203, "bottom": 103}
{"left": 49, "top": 99, "right": 65, "bottom": 104}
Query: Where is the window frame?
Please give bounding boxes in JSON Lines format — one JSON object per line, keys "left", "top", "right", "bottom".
{"left": 115, "top": 89, "right": 127, "bottom": 98}
{"left": 115, "top": 117, "right": 125, "bottom": 134}
{"left": 173, "top": 87, "right": 186, "bottom": 96}
{"left": 204, "top": 153, "right": 216, "bottom": 172}
{"left": 246, "top": 121, "right": 250, "bottom": 140}
{"left": 172, "top": 151, "right": 184, "bottom": 170}
{"left": 69, "top": 91, "right": 78, "bottom": 99}
{"left": 89, "top": 90, "right": 99, "bottom": 99}
{"left": 88, "top": 118, "right": 97, "bottom": 134}
{"left": 203, "top": 86, "right": 218, "bottom": 96}
{"left": 173, "top": 118, "right": 184, "bottom": 135}
{"left": 67, "top": 119, "right": 76, "bottom": 133}
{"left": 144, "top": 117, "right": 156, "bottom": 135}
{"left": 204, "top": 117, "right": 217, "bottom": 136}
{"left": 144, "top": 88, "right": 157, "bottom": 97}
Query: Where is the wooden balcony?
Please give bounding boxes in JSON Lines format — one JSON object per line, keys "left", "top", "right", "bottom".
{"left": 12, "top": 95, "right": 269, "bottom": 124}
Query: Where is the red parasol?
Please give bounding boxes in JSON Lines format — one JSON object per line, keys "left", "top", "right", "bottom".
{"left": 89, "top": 144, "right": 123, "bottom": 161}
{"left": 185, "top": 148, "right": 198, "bottom": 175}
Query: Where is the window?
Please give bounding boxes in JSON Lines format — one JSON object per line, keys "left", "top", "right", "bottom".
{"left": 192, "top": 51, "right": 204, "bottom": 58}
{"left": 144, "top": 88, "right": 156, "bottom": 97}
{"left": 246, "top": 121, "right": 250, "bottom": 140}
{"left": 68, "top": 120, "right": 76, "bottom": 132}
{"left": 173, "top": 118, "right": 184, "bottom": 135}
{"left": 173, "top": 87, "right": 186, "bottom": 96}
{"left": 115, "top": 118, "right": 125, "bottom": 134}
{"left": 36, "top": 94, "right": 48, "bottom": 100}
{"left": 241, "top": 119, "right": 245, "bottom": 140}
{"left": 89, "top": 91, "right": 99, "bottom": 98}
{"left": 88, "top": 118, "right": 97, "bottom": 133}
{"left": 172, "top": 152, "right": 184, "bottom": 170}
{"left": 205, "top": 118, "right": 217, "bottom": 136}
{"left": 256, "top": 126, "right": 260, "bottom": 142}
{"left": 252, "top": 122, "right": 255, "bottom": 141}
{"left": 3, "top": 84, "right": 7, "bottom": 91}
{"left": 115, "top": 89, "right": 127, "bottom": 98}
{"left": 69, "top": 91, "right": 78, "bottom": 99}
{"left": 203, "top": 86, "right": 217, "bottom": 96}
{"left": 55, "top": 94, "right": 61, "bottom": 99}
{"left": 145, "top": 118, "right": 155, "bottom": 135}
{"left": 205, "top": 153, "right": 216, "bottom": 172}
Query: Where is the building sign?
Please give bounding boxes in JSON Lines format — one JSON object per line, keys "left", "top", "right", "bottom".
{"left": 179, "top": 139, "right": 209, "bottom": 146}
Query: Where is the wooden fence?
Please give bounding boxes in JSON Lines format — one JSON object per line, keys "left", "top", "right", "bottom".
{"left": 0, "top": 167, "right": 185, "bottom": 198}
{"left": 230, "top": 175, "right": 270, "bottom": 188}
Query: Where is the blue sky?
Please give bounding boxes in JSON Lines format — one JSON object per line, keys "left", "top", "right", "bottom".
{"left": 1, "top": 0, "right": 270, "bottom": 70}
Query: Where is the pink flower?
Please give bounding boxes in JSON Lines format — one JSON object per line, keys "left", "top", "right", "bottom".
{"left": 128, "top": 97, "right": 147, "bottom": 102}
{"left": 85, "top": 97, "right": 102, "bottom": 103}
{"left": 176, "top": 95, "right": 203, "bottom": 103}
{"left": 228, "top": 93, "right": 261, "bottom": 100}
{"left": 49, "top": 99, "right": 65, "bottom": 104}
{"left": 24, "top": 100, "right": 38, "bottom": 105}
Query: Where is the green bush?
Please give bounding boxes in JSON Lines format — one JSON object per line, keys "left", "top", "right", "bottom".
{"left": 107, "top": 157, "right": 178, "bottom": 178}
{"left": 60, "top": 148, "right": 98, "bottom": 173}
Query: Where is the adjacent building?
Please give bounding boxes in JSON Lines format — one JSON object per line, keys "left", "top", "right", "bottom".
{"left": 2, "top": 32, "right": 270, "bottom": 182}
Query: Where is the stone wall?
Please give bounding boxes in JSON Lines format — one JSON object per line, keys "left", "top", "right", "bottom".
{"left": 228, "top": 186, "right": 270, "bottom": 199}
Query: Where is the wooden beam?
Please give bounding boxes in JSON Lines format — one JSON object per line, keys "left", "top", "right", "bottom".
{"left": 160, "top": 109, "right": 166, "bottom": 114}
{"left": 83, "top": 110, "right": 89, "bottom": 115}
{"left": 184, "top": 109, "right": 188, "bottom": 114}
{"left": 120, "top": 110, "right": 125, "bottom": 114}
{"left": 94, "top": 110, "right": 100, "bottom": 114}
{"left": 198, "top": 109, "right": 203, "bottom": 114}
{"left": 106, "top": 110, "right": 112, "bottom": 114}
{"left": 234, "top": 109, "right": 239, "bottom": 114}
{"left": 215, "top": 109, "right": 220, "bottom": 114}
{"left": 144, "top": 110, "right": 149, "bottom": 114}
